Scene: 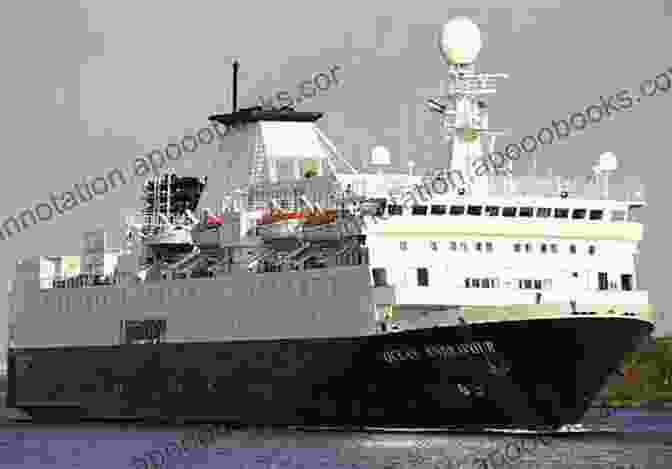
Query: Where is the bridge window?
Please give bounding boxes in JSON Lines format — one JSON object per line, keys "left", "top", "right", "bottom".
{"left": 588, "top": 245, "right": 596, "bottom": 255}
{"left": 514, "top": 243, "right": 521, "bottom": 253}
{"left": 467, "top": 205, "right": 482, "bottom": 216}
{"left": 449, "top": 205, "right": 465, "bottom": 215}
{"left": 412, "top": 205, "right": 428, "bottom": 215}
{"left": 540, "top": 243, "right": 548, "bottom": 254}
{"left": 475, "top": 242, "right": 483, "bottom": 252}
{"left": 449, "top": 241, "right": 457, "bottom": 251}
{"left": 502, "top": 207, "right": 517, "bottom": 217}
{"left": 569, "top": 244, "right": 577, "bottom": 254}
{"left": 485, "top": 206, "right": 500, "bottom": 216}
{"left": 430, "top": 241, "right": 438, "bottom": 251}
{"left": 485, "top": 242, "right": 493, "bottom": 253}
{"left": 550, "top": 243, "right": 558, "bottom": 254}
{"left": 430, "top": 204, "right": 447, "bottom": 215}
{"left": 589, "top": 210, "right": 604, "bottom": 221}
{"left": 459, "top": 241, "right": 469, "bottom": 252}
{"left": 554, "top": 208, "right": 569, "bottom": 219}
{"left": 572, "top": 209, "right": 587, "bottom": 220}
{"left": 519, "top": 207, "right": 534, "bottom": 217}
{"left": 536, "top": 207, "right": 552, "bottom": 218}
{"left": 400, "top": 241, "right": 408, "bottom": 251}
{"left": 524, "top": 243, "right": 532, "bottom": 253}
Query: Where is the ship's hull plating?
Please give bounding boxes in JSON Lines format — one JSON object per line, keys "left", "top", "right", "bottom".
{"left": 7, "top": 317, "right": 652, "bottom": 429}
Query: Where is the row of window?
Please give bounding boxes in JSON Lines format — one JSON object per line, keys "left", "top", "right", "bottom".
{"left": 249, "top": 277, "right": 338, "bottom": 297}
{"left": 465, "top": 278, "right": 553, "bottom": 289}
{"left": 389, "top": 205, "right": 627, "bottom": 221}
{"left": 399, "top": 240, "right": 597, "bottom": 255}
{"left": 43, "top": 276, "right": 342, "bottom": 311}
{"left": 372, "top": 269, "right": 634, "bottom": 291}
{"left": 465, "top": 277, "right": 501, "bottom": 288}
{"left": 45, "top": 286, "right": 202, "bottom": 311}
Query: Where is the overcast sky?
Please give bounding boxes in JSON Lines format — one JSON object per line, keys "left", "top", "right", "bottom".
{"left": 1, "top": 1, "right": 670, "bottom": 355}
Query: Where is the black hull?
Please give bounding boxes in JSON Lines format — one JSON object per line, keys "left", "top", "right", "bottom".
{"left": 7, "top": 317, "right": 652, "bottom": 429}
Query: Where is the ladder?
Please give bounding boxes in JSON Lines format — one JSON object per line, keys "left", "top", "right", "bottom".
{"left": 251, "top": 138, "right": 267, "bottom": 185}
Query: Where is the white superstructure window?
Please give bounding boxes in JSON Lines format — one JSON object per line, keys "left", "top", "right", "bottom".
{"left": 572, "top": 209, "right": 587, "bottom": 220}
{"left": 467, "top": 205, "right": 482, "bottom": 216}
{"left": 417, "top": 268, "right": 429, "bottom": 287}
{"left": 611, "top": 210, "right": 626, "bottom": 221}
{"left": 536, "top": 207, "right": 552, "bottom": 218}
{"left": 519, "top": 207, "right": 533, "bottom": 217}
{"left": 589, "top": 210, "right": 604, "bottom": 221}
{"left": 554, "top": 208, "right": 569, "bottom": 219}
{"left": 485, "top": 206, "right": 499, "bottom": 216}
{"left": 431, "top": 204, "right": 446, "bottom": 215}
{"left": 450, "top": 205, "right": 465, "bottom": 215}
{"left": 412, "top": 205, "right": 428, "bottom": 215}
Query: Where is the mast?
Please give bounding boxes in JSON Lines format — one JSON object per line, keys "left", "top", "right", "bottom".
{"left": 232, "top": 60, "right": 239, "bottom": 113}
{"left": 426, "top": 17, "right": 509, "bottom": 196}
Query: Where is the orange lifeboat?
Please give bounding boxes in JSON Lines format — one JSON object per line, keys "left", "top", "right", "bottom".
{"left": 303, "top": 208, "right": 337, "bottom": 225}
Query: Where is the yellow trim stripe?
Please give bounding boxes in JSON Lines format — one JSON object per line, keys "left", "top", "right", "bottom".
{"left": 373, "top": 222, "right": 643, "bottom": 241}
{"left": 461, "top": 303, "right": 655, "bottom": 323}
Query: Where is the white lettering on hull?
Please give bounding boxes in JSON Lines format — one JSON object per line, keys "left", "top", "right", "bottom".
{"left": 381, "top": 341, "right": 495, "bottom": 364}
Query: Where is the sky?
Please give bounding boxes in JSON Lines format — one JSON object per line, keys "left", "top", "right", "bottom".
{"left": 0, "top": 0, "right": 671, "bottom": 356}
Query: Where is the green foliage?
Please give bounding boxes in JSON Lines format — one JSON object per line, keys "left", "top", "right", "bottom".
{"left": 604, "top": 336, "right": 672, "bottom": 405}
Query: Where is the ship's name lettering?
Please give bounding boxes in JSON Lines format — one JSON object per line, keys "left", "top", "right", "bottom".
{"left": 381, "top": 341, "right": 495, "bottom": 363}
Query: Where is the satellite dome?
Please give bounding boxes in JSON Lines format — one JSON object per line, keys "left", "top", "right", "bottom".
{"left": 370, "top": 145, "right": 391, "bottom": 165}
{"left": 439, "top": 17, "right": 482, "bottom": 65}
{"left": 598, "top": 152, "right": 618, "bottom": 171}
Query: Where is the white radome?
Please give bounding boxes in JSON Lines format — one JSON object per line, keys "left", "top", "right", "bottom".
{"left": 439, "top": 17, "right": 482, "bottom": 64}
{"left": 598, "top": 152, "right": 618, "bottom": 171}
{"left": 370, "top": 145, "right": 391, "bottom": 166}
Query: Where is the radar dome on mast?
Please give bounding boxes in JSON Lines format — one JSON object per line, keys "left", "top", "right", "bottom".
{"left": 439, "top": 17, "right": 482, "bottom": 65}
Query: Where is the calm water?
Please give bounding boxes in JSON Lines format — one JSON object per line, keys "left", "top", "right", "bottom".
{"left": 0, "top": 411, "right": 670, "bottom": 468}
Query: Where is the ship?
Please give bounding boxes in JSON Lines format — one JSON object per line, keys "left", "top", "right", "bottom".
{"left": 5, "top": 17, "right": 654, "bottom": 430}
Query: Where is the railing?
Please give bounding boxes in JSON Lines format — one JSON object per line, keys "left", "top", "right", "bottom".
{"left": 484, "top": 175, "right": 646, "bottom": 202}
{"left": 42, "top": 273, "right": 115, "bottom": 289}
{"left": 337, "top": 172, "right": 646, "bottom": 203}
